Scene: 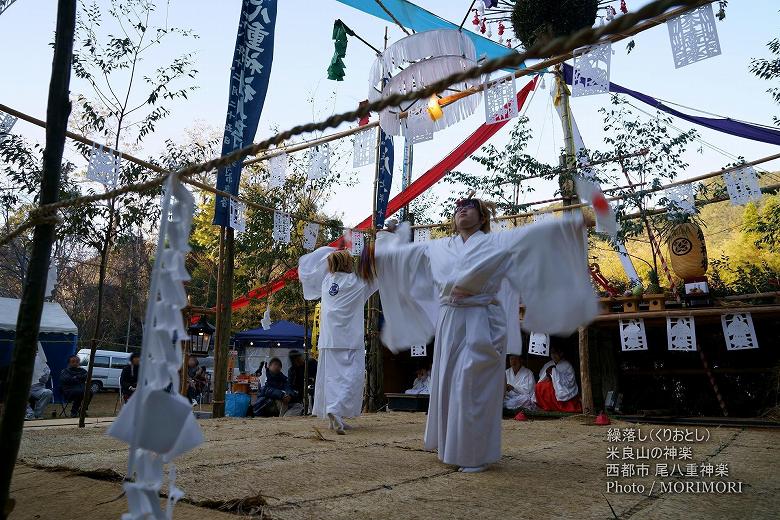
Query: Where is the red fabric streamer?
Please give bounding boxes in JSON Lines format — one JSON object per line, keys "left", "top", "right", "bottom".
{"left": 230, "top": 77, "right": 538, "bottom": 311}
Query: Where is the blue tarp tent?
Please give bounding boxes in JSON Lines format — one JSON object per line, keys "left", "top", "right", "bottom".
{"left": 233, "top": 321, "right": 310, "bottom": 378}
{"left": 0, "top": 297, "right": 79, "bottom": 403}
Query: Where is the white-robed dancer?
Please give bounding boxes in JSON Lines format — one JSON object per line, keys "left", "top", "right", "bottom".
{"left": 374, "top": 198, "right": 598, "bottom": 472}
{"left": 299, "top": 247, "right": 377, "bottom": 434}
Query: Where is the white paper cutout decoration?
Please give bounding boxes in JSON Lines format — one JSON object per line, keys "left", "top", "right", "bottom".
{"left": 107, "top": 174, "right": 203, "bottom": 520}
{"left": 307, "top": 144, "right": 329, "bottom": 181}
{"left": 413, "top": 228, "right": 431, "bottom": 242}
{"left": 721, "top": 313, "right": 758, "bottom": 351}
{"left": 411, "top": 345, "right": 427, "bottom": 357}
{"left": 0, "top": 110, "right": 17, "bottom": 143}
{"left": 666, "top": 316, "right": 697, "bottom": 352}
{"left": 665, "top": 184, "right": 696, "bottom": 216}
{"left": 229, "top": 199, "right": 246, "bottom": 233}
{"left": 528, "top": 332, "right": 550, "bottom": 357}
{"left": 402, "top": 105, "right": 434, "bottom": 144}
{"left": 723, "top": 165, "right": 762, "bottom": 206}
{"left": 484, "top": 73, "right": 518, "bottom": 124}
{"left": 86, "top": 144, "right": 122, "bottom": 189}
{"left": 45, "top": 262, "right": 57, "bottom": 298}
{"left": 261, "top": 305, "right": 272, "bottom": 330}
{"left": 350, "top": 230, "right": 365, "bottom": 256}
{"left": 353, "top": 127, "right": 377, "bottom": 167}
{"left": 619, "top": 319, "right": 648, "bottom": 351}
{"left": 491, "top": 219, "right": 509, "bottom": 232}
{"left": 273, "top": 211, "right": 292, "bottom": 244}
{"left": 667, "top": 3, "right": 721, "bottom": 69}
{"left": 303, "top": 222, "right": 319, "bottom": 251}
{"left": 269, "top": 153, "right": 287, "bottom": 189}
{"left": 572, "top": 43, "right": 611, "bottom": 97}
{"left": 533, "top": 211, "right": 554, "bottom": 224}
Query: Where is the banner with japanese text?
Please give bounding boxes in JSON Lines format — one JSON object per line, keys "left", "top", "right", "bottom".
{"left": 213, "top": 0, "right": 278, "bottom": 226}
{"left": 374, "top": 130, "right": 394, "bottom": 228}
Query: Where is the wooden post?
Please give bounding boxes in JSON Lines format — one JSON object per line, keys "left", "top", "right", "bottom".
{"left": 0, "top": 1, "right": 77, "bottom": 515}
{"left": 211, "top": 227, "right": 227, "bottom": 418}
{"left": 302, "top": 298, "right": 310, "bottom": 414}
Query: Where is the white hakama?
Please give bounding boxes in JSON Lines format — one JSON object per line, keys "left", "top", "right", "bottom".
{"left": 299, "top": 247, "right": 377, "bottom": 422}
{"left": 375, "top": 216, "right": 597, "bottom": 468}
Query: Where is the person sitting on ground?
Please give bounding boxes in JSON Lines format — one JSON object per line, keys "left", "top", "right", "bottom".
{"left": 253, "top": 357, "right": 293, "bottom": 417}
{"left": 60, "top": 354, "right": 90, "bottom": 418}
{"left": 503, "top": 354, "right": 535, "bottom": 412}
{"left": 404, "top": 366, "right": 431, "bottom": 395}
{"left": 186, "top": 357, "right": 208, "bottom": 406}
{"left": 534, "top": 346, "right": 582, "bottom": 413}
{"left": 286, "top": 350, "right": 317, "bottom": 416}
{"left": 120, "top": 352, "right": 140, "bottom": 403}
{"left": 26, "top": 343, "right": 53, "bottom": 420}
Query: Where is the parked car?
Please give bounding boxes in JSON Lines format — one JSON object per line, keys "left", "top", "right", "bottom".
{"left": 77, "top": 349, "right": 132, "bottom": 394}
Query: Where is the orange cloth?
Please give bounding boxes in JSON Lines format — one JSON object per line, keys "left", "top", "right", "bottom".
{"left": 534, "top": 379, "right": 582, "bottom": 413}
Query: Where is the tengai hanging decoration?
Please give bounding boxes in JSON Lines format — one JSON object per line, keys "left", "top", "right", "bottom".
{"left": 413, "top": 228, "right": 431, "bottom": 242}
{"left": 0, "top": 110, "right": 17, "bottom": 143}
{"left": 353, "top": 127, "right": 377, "bottom": 168}
{"left": 269, "top": 153, "right": 287, "bottom": 189}
{"left": 368, "top": 29, "right": 483, "bottom": 136}
{"left": 86, "top": 144, "right": 122, "bottom": 189}
{"left": 667, "top": 316, "right": 697, "bottom": 352}
{"left": 229, "top": 199, "right": 246, "bottom": 233}
{"left": 484, "top": 74, "right": 519, "bottom": 125}
{"left": 327, "top": 19, "right": 354, "bottom": 81}
{"left": 665, "top": 184, "right": 697, "bottom": 216}
{"left": 273, "top": 210, "right": 292, "bottom": 244}
{"left": 572, "top": 42, "right": 611, "bottom": 97}
{"left": 307, "top": 144, "right": 329, "bottom": 181}
{"left": 721, "top": 313, "right": 758, "bottom": 351}
{"left": 350, "top": 230, "right": 365, "bottom": 256}
{"left": 107, "top": 175, "right": 203, "bottom": 520}
{"left": 619, "top": 319, "right": 648, "bottom": 351}
{"left": 723, "top": 165, "right": 762, "bottom": 206}
{"left": 667, "top": 3, "right": 721, "bottom": 69}
{"left": 528, "top": 332, "right": 550, "bottom": 357}
{"left": 303, "top": 222, "right": 319, "bottom": 251}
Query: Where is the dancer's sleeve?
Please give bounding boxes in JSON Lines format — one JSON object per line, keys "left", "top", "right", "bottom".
{"left": 552, "top": 362, "right": 579, "bottom": 402}
{"left": 374, "top": 225, "right": 438, "bottom": 354}
{"left": 298, "top": 246, "right": 336, "bottom": 300}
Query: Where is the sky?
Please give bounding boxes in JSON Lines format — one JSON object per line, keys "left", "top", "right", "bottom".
{"left": 1, "top": 0, "right": 779, "bottom": 227}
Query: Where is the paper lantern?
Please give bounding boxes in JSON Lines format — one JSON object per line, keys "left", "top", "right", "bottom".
{"left": 667, "top": 222, "right": 707, "bottom": 279}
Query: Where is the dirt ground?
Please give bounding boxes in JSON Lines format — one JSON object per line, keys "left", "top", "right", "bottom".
{"left": 12, "top": 412, "right": 780, "bottom": 519}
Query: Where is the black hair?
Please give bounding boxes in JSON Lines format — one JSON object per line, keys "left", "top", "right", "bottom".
{"left": 129, "top": 352, "right": 140, "bottom": 361}
{"left": 68, "top": 354, "right": 80, "bottom": 362}
{"left": 269, "top": 357, "right": 282, "bottom": 366}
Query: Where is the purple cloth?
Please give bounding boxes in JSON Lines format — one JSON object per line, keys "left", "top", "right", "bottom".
{"left": 562, "top": 63, "right": 780, "bottom": 146}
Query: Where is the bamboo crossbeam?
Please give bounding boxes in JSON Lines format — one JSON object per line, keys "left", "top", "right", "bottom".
{"left": 592, "top": 304, "right": 780, "bottom": 322}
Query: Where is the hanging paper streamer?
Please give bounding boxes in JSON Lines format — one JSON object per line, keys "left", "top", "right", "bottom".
{"left": 107, "top": 175, "right": 203, "bottom": 520}
{"left": 667, "top": 316, "right": 697, "bottom": 352}
{"left": 527, "top": 332, "right": 550, "bottom": 357}
{"left": 86, "top": 144, "right": 122, "bottom": 189}
{"left": 269, "top": 153, "right": 287, "bottom": 189}
{"left": 721, "top": 313, "right": 758, "bottom": 351}
{"left": 303, "top": 222, "right": 319, "bottom": 250}
{"left": 402, "top": 105, "right": 434, "bottom": 144}
{"left": 44, "top": 262, "right": 57, "bottom": 298}
{"left": 307, "top": 144, "right": 329, "bottom": 181}
{"left": 414, "top": 228, "right": 431, "bottom": 242}
{"left": 572, "top": 43, "right": 611, "bottom": 97}
{"left": 723, "top": 165, "right": 762, "bottom": 206}
{"left": 411, "top": 345, "right": 427, "bottom": 357}
{"left": 350, "top": 230, "right": 365, "bottom": 256}
{"left": 375, "top": 131, "right": 394, "bottom": 229}
{"left": 0, "top": 110, "right": 17, "bottom": 143}
{"left": 261, "top": 305, "right": 272, "bottom": 330}
{"left": 667, "top": 3, "right": 721, "bottom": 69}
{"left": 665, "top": 184, "right": 696, "bottom": 215}
{"left": 619, "top": 319, "right": 648, "bottom": 351}
{"left": 327, "top": 19, "right": 352, "bottom": 81}
{"left": 491, "top": 219, "right": 509, "bottom": 232}
{"left": 229, "top": 199, "right": 246, "bottom": 233}
{"left": 353, "top": 127, "right": 377, "bottom": 168}
{"left": 273, "top": 211, "right": 292, "bottom": 244}
{"left": 484, "top": 74, "right": 518, "bottom": 124}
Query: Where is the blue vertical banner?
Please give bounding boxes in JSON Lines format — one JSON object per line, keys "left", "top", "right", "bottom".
{"left": 213, "top": 0, "right": 278, "bottom": 227}
{"left": 374, "top": 130, "right": 394, "bottom": 229}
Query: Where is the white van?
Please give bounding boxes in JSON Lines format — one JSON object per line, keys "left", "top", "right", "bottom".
{"left": 77, "top": 349, "right": 132, "bottom": 393}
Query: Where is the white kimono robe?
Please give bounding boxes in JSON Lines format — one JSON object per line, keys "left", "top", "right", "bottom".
{"left": 538, "top": 359, "right": 579, "bottom": 402}
{"left": 504, "top": 366, "right": 535, "bottom": 410}
{"left": 299, "top": 247, "right": 377, "bottom": 418}
{"left": 405, "top": 375, "right": 431, "bottom": 395}
{"left": 374, "top": 216, "right": 597, "bottom": 467}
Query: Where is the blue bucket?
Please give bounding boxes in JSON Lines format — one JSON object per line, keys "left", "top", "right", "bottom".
{"left": 225, "top": 392, "right": 251, "bottom": 417}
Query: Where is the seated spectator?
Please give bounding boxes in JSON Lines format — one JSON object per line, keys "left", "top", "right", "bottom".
{"left": 404, "top": 366, "right": 430, "bottom": 395}
{"left": 253, "top": 357, "right": 292, "bottom": 417}
{"left": 186, "top": 357, "right": 207, "bottom": 406}
{"left": 286, "top": 350, "right": 317, "bottom": 416}
{"left": 60, "top": 354, "right": 90, "bottom": 418}
{"left": 120, "top": 352, "right": 140, "bottom": 403}
{"left": 503, "top": 354, "right": 535, "bottom": 411}
{"left": 26, "top": 343, "right": 53, "bottom": 420}
{"left": 534, "top": 346, "right": 582, "bottom": 413}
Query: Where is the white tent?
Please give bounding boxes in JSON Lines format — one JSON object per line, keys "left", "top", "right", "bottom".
{"left": 0, "top": 297, "right": 78, "bottom": 334}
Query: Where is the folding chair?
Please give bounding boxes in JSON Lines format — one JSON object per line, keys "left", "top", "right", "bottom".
{"left": 58, "top": 400, "right": 72, "bottom": 418}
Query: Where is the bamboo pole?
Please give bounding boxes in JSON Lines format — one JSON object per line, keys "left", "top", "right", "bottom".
{"left": 0, "top": 1, "right": 77, "bottom": 515}
{"left": 592, "top": 304, "right": 780, "bottom": 322}
{"left": 211, "top": 228, "right": 227, "bottom": 418}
